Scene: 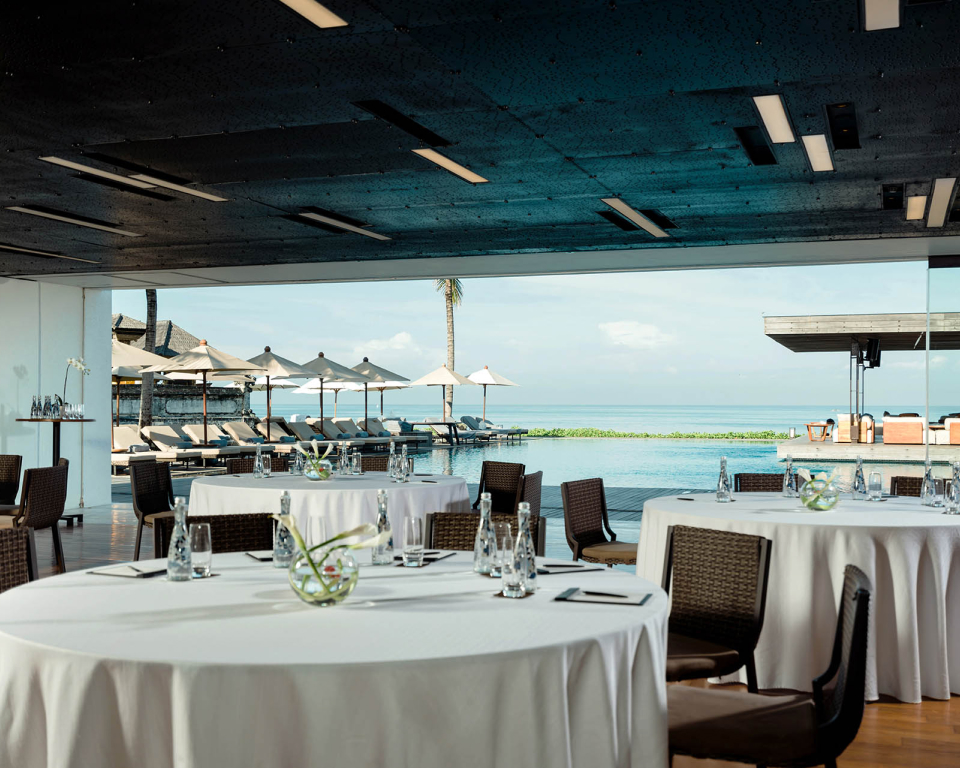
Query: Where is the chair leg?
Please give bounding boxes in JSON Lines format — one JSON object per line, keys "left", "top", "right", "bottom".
{"left": 746, "top": 653, "right": 759, "bottom": 694}
{"left": 51, "top": 525, "right": 66, "bottom": 574}
{"left": 824, "top": 758, "right": 837, "bottom": 768}
{"left": 134, "top": 518, "right": 143, "bottom": 561}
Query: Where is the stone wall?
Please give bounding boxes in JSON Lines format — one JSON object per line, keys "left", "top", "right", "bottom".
{"left": 114, "top": 383, "right": 250, "bottom": 427}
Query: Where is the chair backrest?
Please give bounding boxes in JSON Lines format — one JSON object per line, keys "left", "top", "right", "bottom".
{"left": 183, "top": 423, "right": 232, "bottom": 445}
{"left": 320, "top": 419, "right": 344, "bottom": 440}
{"left": 365, "top": 418, "right": 388, "bottom": 434}
{"left": 560, "top": 477, "right": 612, "bottom": 559}
{"left": 130, "top": 461, "right": 174, "bottom": 523}
{"left": 225, "top": 456, "right": 289, "bottom": 474}
{"left": 460, "top": 415, "right": 482, "bottom": 430}
{"left": 256, "top": 420, "right": 294, "bottom": 440}
{"left": 662, "top": 525, "right": 773, "bottom": 655}
{"left": 0, "top": 527, "right": 38, "bottom": 592}
{"left": 0, "top": 454, "right": 23, "bottom": 505}
{"left": 18, "top": 461, "right": 69, "bottom": 531}
{"left": 113, "top": 425, "right": 147, "bottom": 451}
{"left": 424, "top": 511, "right": 546, "bottom": 556}
{"left": 222, "top": 421, "right": 260, "bottom": 443}
{"left": 890, "top": 475, "right": 923, "bottom": 497}
{"left": 142, "top": 425, "right": 186, "bottom": 451}
{"left": 152, "top": 512, "right": 275, "bottom": 557}
{"left": 519, "top": 471, "right": 543, "bottom": 517}
{"left": 286, "top": 421, "right": 317, "bottom": 441}
{"left": 813, "top": 565, "right": 872, "bottom": 759}
{"left": 734, "top": 473, "right": 784, "bottom": 493}
{"left": 361, "top": 455, "right": 389, "bottom": 472}
{"left": 475, "top": 460, "right": 525, "bottom": 512}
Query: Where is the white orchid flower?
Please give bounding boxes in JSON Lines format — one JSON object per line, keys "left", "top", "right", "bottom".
{"left": 797, "top": 468, "right": 813, "bottom": 484}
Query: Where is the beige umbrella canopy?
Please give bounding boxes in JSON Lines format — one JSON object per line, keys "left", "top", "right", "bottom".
{"left": 467, "top": 366, "right": 519, "bottom": 421}
{"left": 409, "top": 364, "right": 478, "bottom": 420}
{"left": 351, "top": 357, "right": 409, "bottom": 424}
{"left": 246, "top": 347, "right": 314, "bottom": 440}
{"left": 142, "top": 340, "right": 263, "bottom": 443}
{"left": 110, "top": 340, "right": 171, "bottom": 429}
{"left": 301, "top": 352, "right": 369, "bottom": 424}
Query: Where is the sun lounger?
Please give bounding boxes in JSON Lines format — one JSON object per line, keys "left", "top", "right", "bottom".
{"left": 183, "top": 423, "right": 247, "bottom": 450}
{"left": 254, "top": 420, "right": 298, "bottom": 444}
{"left": 333, "top": 419, "right": 392, "bottom": 445}
{"left": 459, "top": 415, "right": 504, "bottom": 439}
{"left": 110, "top": 449, "right": 157, "bottom": 474}
{"left": 379, "top": 419, "right": 432, "bottom": 446}
{"left": 142, "top": 425, "right": 223, "bottom": 462}
{"left": 222, "top": 421, "right": 282, "bottom": 450}
{"left": 475, "top": 417, "right": 526, "bottom": 440}
{"left": 168, "top": 425, "right": 245, "bottom": 460}
{"left": 112, "top": 425, "right": 188, "bottom": 466}
{"left": 423, "top": 417, "right": 480, "bottom": 444}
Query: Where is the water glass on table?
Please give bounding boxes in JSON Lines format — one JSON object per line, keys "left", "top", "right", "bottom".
{"left": 189, "top": 523, "right": 212, "bottom": 578}
{"left": 491, "top": 521, "right": 511, "bottom": 577}
{"left": 867, "top": 470, "right": 883, "bottom": 501}
{"left": 500, "top": 530, "right": 524, "bottom": 598}
{"left": 402, "top": 516, "right": 423, "bottom": 567}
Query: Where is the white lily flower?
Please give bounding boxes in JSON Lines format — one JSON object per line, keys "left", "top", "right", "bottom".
{"left": 311, "top": 439, "right": 319, "bottom": 457}
{"left": 294, "top": 443, "right": 310, "bottom": 457}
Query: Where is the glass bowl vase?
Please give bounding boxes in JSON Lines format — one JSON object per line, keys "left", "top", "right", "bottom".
{"left": 303, "top": 459, "right": 333, "bottom": 481}
{"left": 799, "top": 479, "right": 839, "bottom": 511}
{"left": 288, "top": 547, "right": 358, "bottom": 606}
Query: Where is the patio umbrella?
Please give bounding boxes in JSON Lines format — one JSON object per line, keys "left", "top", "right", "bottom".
{"left": 141, "top": 340, "right": 264, "bottom": 444}
{"left": 293, "top": 379, "right": 357, "bottom": 418}
{"left": 409, "top": 364, "right": 478, "bottom": 420}
{"left": 338, "top": 380, "right": 409, "bottom": 418}
{"left": 300, "top": 352, "right": 369, "bottom": 424}
{"left": 351, "top": 357, "right": 410, "bottom": 424}
{"left": 467, "top": 366, "right": 518, "bottom": 421}
{"left": 246, "top": 347, "right": 314, "bottom": 440}
{"left": 110, "top": 339, "right": 171, "bottom": 431}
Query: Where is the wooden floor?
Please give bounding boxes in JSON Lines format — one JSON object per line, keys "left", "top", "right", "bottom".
{"left": 31, "top": 477, "right": 959, "bottom": 767}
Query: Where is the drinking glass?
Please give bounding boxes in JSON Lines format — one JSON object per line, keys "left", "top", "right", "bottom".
{"left": 189, "top": 523, "right": 212, "bottom": 578}
{"left": 932, "top": 479, "right": 946, "bottom": 508}
{"left": 491, "top": 521, "right": 511, "bottom": 577}
{"left": 499, "top": 531, "right": 524, "bottom": 598}
{"left": 263, "top": 457, "right": 272, "bottom": 479}
{"left": 353, "top": 451, "right": 362, "bottom": 474}
{"left": 402, "top": 517, "right": 423, "bottom": 567}
{"left": 868, "top": 470, "right": 883, "bottom": 501}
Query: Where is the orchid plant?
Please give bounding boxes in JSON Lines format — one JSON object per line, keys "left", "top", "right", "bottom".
{"left": 295, "top": 440, "right": 334, "bottom": 479}
{"left": 60, "top": 356, "right": 91, "bottom": 404}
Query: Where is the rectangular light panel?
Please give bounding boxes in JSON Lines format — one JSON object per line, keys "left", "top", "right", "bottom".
{"left": 39, "top": 156, "right": 156, "bottom": 189}
{"left": 129, "top": 174, "right": 228, "bottom": 202}
{"left": 600, "top": 198, "right": 670, "bottom": 238}
{"left": 927, "top": 178, "right": 956, "bottom": 228}
{"left": 412, "top": 149, "right": 489, "bottom": 184}
{"left": 801, "top": 134, "right": 834, "bottom": 172}
{"left": 864, "top": 0, "right": 900, "bottom": 31}
{"left": 278, "top": 0, "right": 348, "bottom": 28}
{"left": 906, "top": 195, "right": 927, "bottom": 221}
{"left": 0, "top": 242, "right": 99, "bottom": 264}
{"left": 752, "top": 95, "right": 795, "bottom": 143}
{"left": 298, "top": 212, "right": 391, "bottom": 240}
{"left": 5, "top": 206, "right": 143, "bottom": 237}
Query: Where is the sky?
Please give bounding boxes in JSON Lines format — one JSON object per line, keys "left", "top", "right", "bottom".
{"left": 111, "top": 259, "right": 955, "bottom": 408}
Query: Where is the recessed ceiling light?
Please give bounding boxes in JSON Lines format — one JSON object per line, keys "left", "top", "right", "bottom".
{"left": 39, "top": 156, "right": 156, "bottom": 189}
{"left": 801, "top": 134, "right": 834, "bottom": 172}
{"left": 926, "top": 178, "right": 956, "bottom": 228}
{"left": 277, "top": 0, "right": 348, "bottom": 28}
{"left": 412, "top": 149, "right": 489, "bottom": 184}
{"left": 906, "top": 195, "right": 927, "bottom": 220}
{"left": 752, "top": 95, "right": 795, "bottom": 144}
{"left": 600, "top": 198, "right": 670, "bottom": 238}
{"left": 129, "top": 174, "right": 228, "bottom": 202}
{"left": 863, "top": 0, "right": 900, "bottom": 31}
{"left": 0, "top": 242, "right": 99, "bottom": 264}
{"left": 298, "top": 212, "right": 391, "bottom": 240}
{"left": 5, "top": 205, "right": 144, "bottom": 237}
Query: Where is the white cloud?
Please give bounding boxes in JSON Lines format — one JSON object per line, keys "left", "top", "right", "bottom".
{"left": 665, "top": 366, "right": 679, "bottom": 375}
{"left": 351, "top": 332, "right": 444, "bottom": 371}
{"left": 890, "top": 355, "right": 946, "bottom": 370}
{"left": 599, "top": 321, "right": 674, "bottom": 350}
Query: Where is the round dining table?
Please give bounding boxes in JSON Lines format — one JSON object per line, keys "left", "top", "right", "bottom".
{"left": 0, "top": 552, "right": 670, "bottom": 768}
{"left": 189, "top": 472, "right": 470, "bottom": 539}
{"left": 636, "top": 492, "right": 960, "bottom": 703}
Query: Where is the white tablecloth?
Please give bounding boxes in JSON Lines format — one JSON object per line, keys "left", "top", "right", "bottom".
{"left": 189, "top": 472, "right": 470, "bottom": 539}
{"left": 0, "top": 553, "right": 669, "bottom": 768}
{"left": 636, "top": 492, "right": 960, "bottom": 702}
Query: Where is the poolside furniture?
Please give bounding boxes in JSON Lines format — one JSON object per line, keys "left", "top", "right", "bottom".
{"left": 887, "top": 475, "right": 951, "bottom": 497}
{"left": 882, "top": 415, "right": 925, "bottom": 444}
{"left": 518, "top": 470, "right": 543, "bottom": 516}
{"left": 419, "top": 417, "right": 479, "bottom": 445}
{"left": 151, "top": 512, "right": 275, "bottom": 557}
{"left": 142, "top": 425, "right": 229, "bottom": 464}
{"left": 286, "top": 420, "right": 321, "bottom": 441}
{"left": 0, "top": 461, "right": 69, "bottom": 573}
{"left": 0, "top": 527, "right": 38, "bottom": 592}
{"left": 560, "top": 477, "right": 637, "bottom": 566}
{"left": 225, "top": 456, "right": 289, "bottom": 475}
{"left": 164, "top": 424, "right": 245, "bottom": 462}
{"left": 459, "top": 415, "right": 503, "bottom": 439}
{"left": 0, "top": 455, "right": 22, "bottom": 508}
{"left": 472, "top": 460, "right": 525, "bottom": 513}
{"left": 183, "top": 423, "right": 252, "bottom": 452}
{"left": 805, "top": 421, "right": 831, "bottom": 441}
{"left": 833, "top": 413, "right": 858, "bottom": 443}
{"left": 733, "top": 472, "right": 783, "bottom": 493}
{"left": 359, "top": 417, "right": 394, "bottom": 438}
{"left": 360, "top": 455, "right": 392, "bottom": 472}
{"left": 222, "top": 421, "right": 273, "bottom": 447}
{"left": 378, "top": 418, "right": 432, "bottom": 447}
{"left": 662, "top": 525, "right": 772, "bottom": 693}
{"left": 254, "top": 418, "right": 299, "bottom": 444}
{"left": 945, "top": 417, "right": 960, "bottom": 444}
{"left": 130, "top": 461, "right": 174, "bottom": 561}
{"left": 668, "top": 565, "right": 870, "bottom": 768}
{"left": 478, "top": 417, "right": 527, "bottom": 440}
{"left": 424, "top": 511, "right": 546, "bottom": 556}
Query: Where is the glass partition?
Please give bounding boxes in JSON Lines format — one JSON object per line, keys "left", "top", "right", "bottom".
{"left": 927, "top": 257, "right": 960, "bottom": 471}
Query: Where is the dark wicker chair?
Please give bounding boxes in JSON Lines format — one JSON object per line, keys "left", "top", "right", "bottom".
{"left": 734, "top": 472, "right": 784, "bottom": 493}
{"left": 0, "top": 454, "right": 23, "bottom": 508}
{"left": 518, "top": 471, "right": 543, "bottom": 517}
{"left": 662, "top": 525, "right": 772, "bottom": 693}
{"left": 151, "top": 512, "right": 275, "bottom": 557}
{"left": 225, "top": 456, "right": 289, "bottom": 475}
{"left": 890, "top": 475, "right": 922, "bottom": 497}
{"left": 0, "top": 527, "right": 38, "bottom": 592}
{"left": 669, "top": 565, "right": 871, "bottom": 768}
{"left": 472, "top": 461, "right": 525, "bottom": 513}
{"left": 424, "top": 511, "right": 546, "bottom": 556}
{"left": 560, "top": 477, "right": 636, "bottom": 565}
{"left": 361, "top": 455, "right": 389, "bottom": 472}
{"left": 130, "top": 461, "right": 174, "bottom": 560}
{"left": 0, "top": 461, "right": 69, "bottom": 573}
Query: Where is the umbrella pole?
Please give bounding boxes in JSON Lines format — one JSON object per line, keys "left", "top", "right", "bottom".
{"left": 266, "top": 375, "right": 271, "bottom": 441}
{"left": 202, "top": 371, "right": 208, "bottom": 444}
{"left": 334, "top": 390, "right": 339, "bottom": 418}
{"left": 483, "top": 384, "right": 487, "bottom": 421}
{"left": 320, "top": 378, "right": 324, "bottom": 424}
{"left": 441, "top": 385, "right": 445, "bottom": 421}
{"left": 364, "top": 383, "right": 368, "bottom": 426}
{"left": 380, "top": 388, "right": 384, "bottom": 418}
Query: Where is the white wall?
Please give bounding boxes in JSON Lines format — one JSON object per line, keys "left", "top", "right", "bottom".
{"left": 0, "top": 279, "right": 111, "bottom": 509}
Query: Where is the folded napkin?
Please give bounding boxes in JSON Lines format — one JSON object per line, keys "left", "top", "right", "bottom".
{"left": 89, "top": 563, "right": 167, "bottom": 579}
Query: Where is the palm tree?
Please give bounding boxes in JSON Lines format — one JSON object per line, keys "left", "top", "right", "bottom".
{"left": 434, "top": 278, "right": 463, "bottom": 420}
{"left": 138, "top": 289, "right": 157, "bottom": 428}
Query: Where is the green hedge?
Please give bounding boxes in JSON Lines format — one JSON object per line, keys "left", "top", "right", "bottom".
{"left": 524, "top": 427, "right": 788, "bottom": 440}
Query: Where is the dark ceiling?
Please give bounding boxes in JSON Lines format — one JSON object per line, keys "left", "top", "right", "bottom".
{"left": 2, "top": 0, "right": 960, "bottom": 278}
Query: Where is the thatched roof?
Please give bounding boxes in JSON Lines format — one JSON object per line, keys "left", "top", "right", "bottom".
{"left": 114, "top": 315, "right": 202, "bottom": 357}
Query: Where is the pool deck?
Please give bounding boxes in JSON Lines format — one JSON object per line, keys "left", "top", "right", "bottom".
{"left": 777, "top": 435, "right": 960, "bottom": 463}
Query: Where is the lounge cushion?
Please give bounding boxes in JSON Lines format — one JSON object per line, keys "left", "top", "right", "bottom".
{"left": 668, "top": 685, "right": 819, "bottom": 765}
{"left": 278, "top": 435, "right": 295, "bottom": 444}
{"left": 581, "top": 540, "right": 638, "bottom": 564}
{"left": 666, "top": 633, "right": 743, "bottom": 682}
{"left": 0, "top": 515, "right": 17, "bottom": 529}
